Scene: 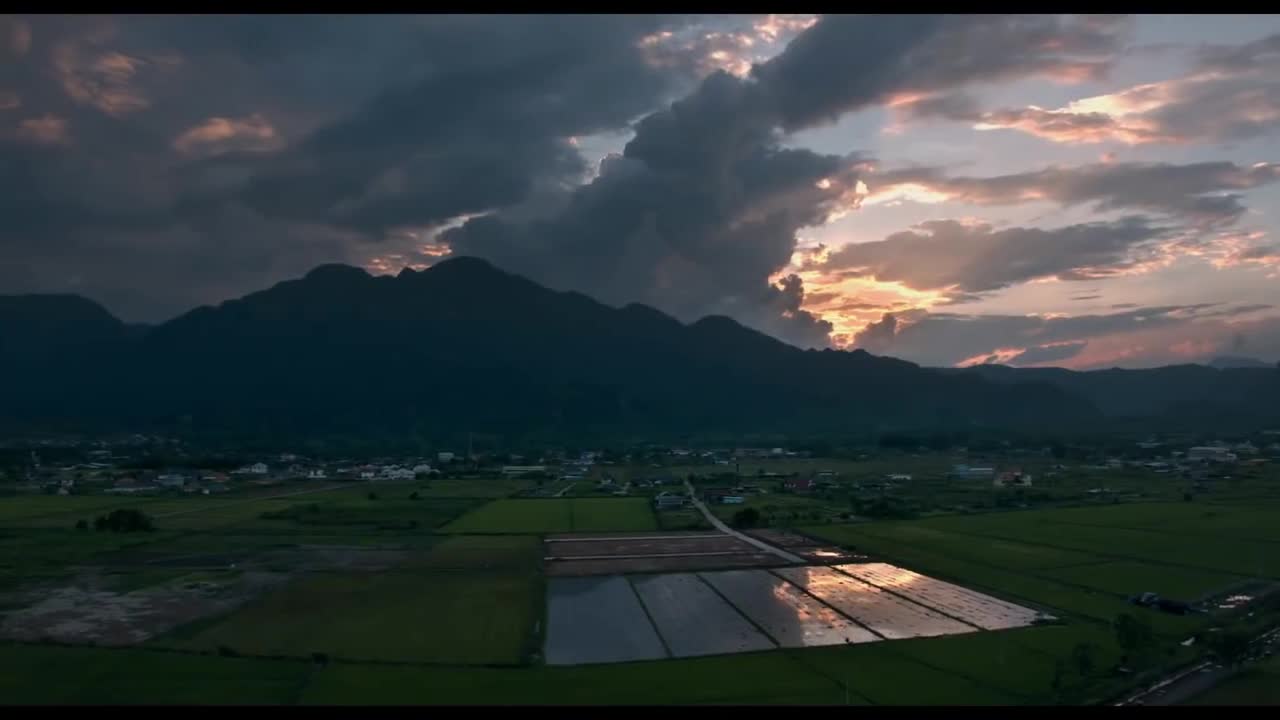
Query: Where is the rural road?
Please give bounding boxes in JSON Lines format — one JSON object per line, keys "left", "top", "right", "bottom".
{"left": 152, "top": 482, "right": 349, "bottom": 518}
{"left": 1116, "top": 625, "right": 1280, "bottom": 705}
{"left": 684, "top": 480, "right": 805, "bottom": 564}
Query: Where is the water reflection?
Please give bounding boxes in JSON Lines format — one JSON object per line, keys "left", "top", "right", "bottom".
{"left": 776, "top": 566, "right": 974, "bottom": 640}
{"left": 700, "top": 569, "right": 879, "bottom": 648}
{"left": 834, "top": 562, "right": 1042, "bottom": 630}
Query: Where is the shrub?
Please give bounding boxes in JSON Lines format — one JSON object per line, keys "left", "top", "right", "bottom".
{"left": 731, "top": 507, "right": 761, "bottom": 529}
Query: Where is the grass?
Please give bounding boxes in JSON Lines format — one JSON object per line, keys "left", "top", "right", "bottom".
{"left": 163, "top": 570, "right": 538, "bottom": 665}
{"left": 442, "top": 498, "right": 656, "bottom": 534}
{"left": 1042, "top": 561, "right": 1243, "bottom": 600}
{"left": 300, "top": 649, "right": 852, "bottom": 705}
{"left": 0, "top": 643, "right": 312, "bottom": 704}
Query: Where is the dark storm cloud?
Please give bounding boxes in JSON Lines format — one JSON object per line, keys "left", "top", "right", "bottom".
{"left": 2, "top": 13, "right": 1135, "bottom": 343}
{"left": 0, "top": 14, "right": 698, "bottom": 321}
{"left": 819, "top": 216, "right": 1168, "bottom": 293}
{"left": 444, "top": 14, "right": 1132, "bottom": 347}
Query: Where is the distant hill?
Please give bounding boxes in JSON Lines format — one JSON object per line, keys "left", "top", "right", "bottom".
{"left": 1207, "top": 355, "right": 1274, "bottom": 370}
{"left": 1, "top": 257, "right": 1102, "bottom": 442}
{"left": 952, "top": 361, "right": 1280, "bottom": 430}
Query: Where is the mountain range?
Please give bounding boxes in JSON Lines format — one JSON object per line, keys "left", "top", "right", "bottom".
{"left": 2, "top": 257, "right": 1277, "bottom": 443}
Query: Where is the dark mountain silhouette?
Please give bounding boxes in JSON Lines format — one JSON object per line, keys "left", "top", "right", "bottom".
{"left": 1207, "top": 355, "right": 1273, "bottom": 370}
{"left": 1, "top": 256, "right": 1274, "bottom": 441}
{"left": 953, "top": 361, "right": 1280, "bottom": 429}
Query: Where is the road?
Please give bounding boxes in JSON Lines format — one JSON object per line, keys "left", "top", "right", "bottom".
{"left": 152, "top": 482, "right": 350, "bottom": 518}
{"left": 684, "top": 480, "right": 805, "bottom": 564}
{"left": 1115, "top": 625, "right": 1280, "bottom": 705}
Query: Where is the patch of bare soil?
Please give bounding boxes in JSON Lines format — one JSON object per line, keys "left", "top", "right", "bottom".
{"left": 0, "top": 569, "right": 287, "bottom": 646}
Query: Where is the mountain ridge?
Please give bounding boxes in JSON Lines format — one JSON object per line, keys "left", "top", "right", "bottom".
{"left": 2, "top": 256, "right": 1276, "bottom": 440}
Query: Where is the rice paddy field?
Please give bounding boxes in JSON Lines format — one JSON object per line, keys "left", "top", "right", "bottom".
{"left": 2, "top": 468, "right": 1279, "bottom": 705}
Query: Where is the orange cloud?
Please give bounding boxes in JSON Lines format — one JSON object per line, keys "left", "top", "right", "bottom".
{"left": 173, "top": 114, "right": 280, "bottom": 155}
{"left": 16, "top": 114, "right": 69, "bottom": 145}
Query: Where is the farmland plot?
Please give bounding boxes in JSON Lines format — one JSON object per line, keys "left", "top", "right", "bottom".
{"left": 698, "top": 569, "right": 879, "bottom": 648}
{"left": 835, "top": 563, "right": 1045, "bottom": 630}
{"left": 544, "top": 576, "right": 667, "bottom": 665}
{"left": 773, "top": 566, "right": 975, "bottom": 639}
{"left": 632, "top": 573, "right": 775, "bottom": 657}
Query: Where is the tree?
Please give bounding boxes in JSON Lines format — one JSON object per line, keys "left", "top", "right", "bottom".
{"left": 1113, "top": 613, "right": 1154, "bottom": 659}
{"left": 1071, "top": 642, "right": 1098, "bottom": 677}
{"left": 74, "top": 519, "right": 88, "bottom": 531}
{"left": 93, "top": 508, "right": 154, "bottom": 533}
{"left": 408, "top": 491, "right": 420, "bottom": 500}
{"left": 367, "top": 491, "right": 378, "bottom": 501}
{"left": 731, "top": 507, "right": 761, "bottom": 529}
{"left": 1050, "top": 659, "right": 1067, "bottom": 702}
{"left": 1205, "top": 630, "right": 1251, "bottom": 668}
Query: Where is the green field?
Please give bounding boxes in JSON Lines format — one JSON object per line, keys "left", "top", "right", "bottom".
{"left": 164, "top": 568, "right": 538, "bottom": 665}
{"left": 5, "top": 459, "right": 1280, "bottom": 705}
{"left": 0, "top": 644, "right": 313, "bottom": 704}
{"left": 442, "top": 498, "right": 657, "bottom": 534}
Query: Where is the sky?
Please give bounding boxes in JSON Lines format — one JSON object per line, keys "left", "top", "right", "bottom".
{"left": 3, "top": 14, "right": 1280, "bottom": 370}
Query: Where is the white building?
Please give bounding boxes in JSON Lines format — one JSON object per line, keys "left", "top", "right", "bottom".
{"left": 412, "top": 464, "right": 434, "bottom": 476}
{"left": 306, "top": 469, "right": 327, "bottom": 480}
{"left": 381, "top": 467, "right": 416, "bottom": 481}
{"left": 1188, "top": 446, "right": 1237, "bottom": 463}
{"left": 437, "top": 452, "right": 455, "bottom": 464}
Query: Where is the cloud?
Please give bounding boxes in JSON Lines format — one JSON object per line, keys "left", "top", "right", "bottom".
{"left": 172, "top": 114, "right": 280, "bottom": 156}
{"left": 901, "top": 32, "right": 1280, "bottom": 146}
{"left": 442, "top": 14, "right": 1134, "bottom": 347}
{"left": 14, "top": 114, "right": 69, "bottom": 145}
{"left": 869, "top": 160, "right": 1280, "bottom": 227}
{"left": 0, "top": 15, "right": 701, "bottom": 322}
{"left": 3, "top": 17, "right": 31, "bottom": 56}
{"left": 850, "top": 303, "right": 1279, "bottom": 368}
{"left": 819, "top": 216, "right": 1169, "bottom": 294}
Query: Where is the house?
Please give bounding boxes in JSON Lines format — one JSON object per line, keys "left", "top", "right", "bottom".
{"left": 1187, "top": 446, "right": 1237, "bottom": 463}
{"left": 411, "top": 464, "right": 435, "bottom": 476}
{"left": 381, "top": 466, "right": 416, "bottom": 481}
{"left": 306, "top": 469, "right": 328, "bottom": 480}
{"left": 156, "top": 472, "right": 189, "bottom": 488}
{"left": 994, "top": 470, "right": 1033, "bottom": 487}
{"left": 702, "top": 487, "right": 735, "bottom": 503}
{"left": 784, "top": 477, "right": 815, "bottom": 493}
{"left": 437, "top": 452, "right": 455, "bottom": 464}
{"left": 719, "top": 495, "right": 745, "bottom": 505}
{"left": 502, "top": 465, "right": 548, "bottom": 477}
{"left": 359, "top": 470, "right": 376, "bottom": 480}
{"left": 948, "top": 465, "right": 995, "bottom": 481}
{"left": 233, "top": 462, "right": 269, "bottom": 476}
{"left": 886, "top": 473, "right": 913, "bottom": 482}
{"left": 201, "top": 471, "right": 230, "bottom": 484}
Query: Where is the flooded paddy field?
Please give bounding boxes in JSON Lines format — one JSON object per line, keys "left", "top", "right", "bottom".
{"left": 544, "top": 575, "right": 667, "bottom": 665}
{"left": 544, "top": 561, "right": 1041, "bottom": 665}
{"left": 774, "top": 566, "right": 976, "bottom": 639}
{"left": 700, "top": 569, "right": 880, "bottom": 648}
{"left": 632, "top": 573, "right": 776, "bottom": 657}
{"left": 834, "top": 562, "right": 1047, "bottom": 630}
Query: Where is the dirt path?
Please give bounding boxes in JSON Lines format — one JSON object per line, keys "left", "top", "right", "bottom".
{"left": 684, "top": 480, "right": 805, "bottom": 564}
